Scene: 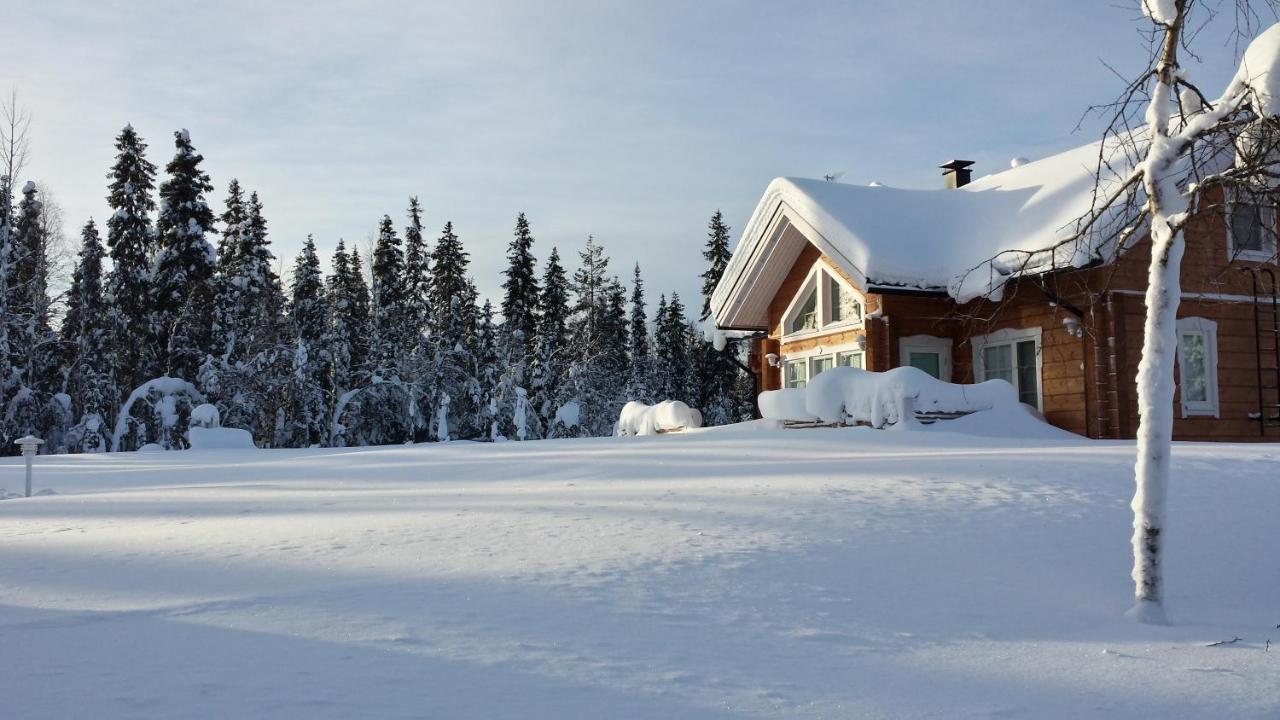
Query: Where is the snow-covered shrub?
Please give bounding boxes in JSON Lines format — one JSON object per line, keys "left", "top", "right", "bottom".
{"left": 111, "top": 377, "right": 206, "bottom": 451}
{"left": 760, "top": 367, "right": 1021, "bottom": 429}
{"left": 615, "top": 400, "right": 703, "bottom": 436}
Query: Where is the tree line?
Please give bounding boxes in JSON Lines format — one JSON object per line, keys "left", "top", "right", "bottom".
{"left": 0, "top": 124, "right": 753, "bottom": 453}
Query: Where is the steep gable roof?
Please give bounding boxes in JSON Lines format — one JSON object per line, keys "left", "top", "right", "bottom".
{"left": 712, "top": 138, "right": 1138, "bottom": 330}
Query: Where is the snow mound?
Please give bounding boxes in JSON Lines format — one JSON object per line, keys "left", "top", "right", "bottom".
{"left": 759, "top": 367, "right": 1066, "bottom": 437}
{"left": 188, "top": 427, "right": 256, "bottom": 451}
{"left": 616, "top": 401, "right": 704, "bottom": 436}
{"left": 190, "top": 403, "right": 220, "bottom": 428}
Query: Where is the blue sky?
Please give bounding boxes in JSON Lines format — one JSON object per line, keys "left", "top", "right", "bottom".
{"left": 2, "top": 1, "right": 1261, "bottom": 309}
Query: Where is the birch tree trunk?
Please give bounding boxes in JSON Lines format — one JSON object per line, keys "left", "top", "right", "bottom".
{"left": 1129, "top": 1, "right": 1188, "bottom": 625}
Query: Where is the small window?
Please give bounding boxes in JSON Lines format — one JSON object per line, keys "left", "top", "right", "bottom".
{"left": 789, "top": 289, "right": 818, "bottom": 334}
{"left": 811, "top": 355, "right": 834, "bottom": 377}
{"left": 829, "top": 274, "right": 863, "bottom": 324}
{"left": 1176, "top": 317, "right": 1219, "bottom": 417}
{"left": 836, "top": 350, "right": 864, "bottom": 368}
{"left": 784, "top": 359, "right": 808, "bottom": 389}
{"left": 909, "top": 352, "right": 941, "bottom": 379}
{"left": 899, "top": 335, "right": 952, "bottom": 382}
{"left": 1226, "top": 193, "right": 1276, "bottom": 262}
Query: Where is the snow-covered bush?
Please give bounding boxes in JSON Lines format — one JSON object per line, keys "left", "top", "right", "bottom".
{"left": 615, "top": 400, "right": 703, "bottom": 436}
{"left": 760, "top": 367, "right": 1021, "bottom": 429}
{"left": 111, "top": 377, "right": 206, "bottom": 451}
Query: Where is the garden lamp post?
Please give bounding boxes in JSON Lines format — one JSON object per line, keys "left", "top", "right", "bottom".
{"left": 15, "top": 435, "right": 44, "bottom": 498}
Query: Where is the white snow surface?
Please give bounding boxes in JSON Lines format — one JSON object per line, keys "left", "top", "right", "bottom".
{"left": 1, "top": 430, "right": 1277, "bottom": 719}
{"left": 616, "top": 400, "right": 704, "bottom": 436}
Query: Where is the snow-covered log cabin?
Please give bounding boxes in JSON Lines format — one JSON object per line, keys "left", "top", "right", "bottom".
{"left": 710, "top": 142, "right": 1280, "bottom": 441}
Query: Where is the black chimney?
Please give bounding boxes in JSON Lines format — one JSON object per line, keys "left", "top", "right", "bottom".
{"left": 939, "top": 159, "right": 975, "bottom": 189}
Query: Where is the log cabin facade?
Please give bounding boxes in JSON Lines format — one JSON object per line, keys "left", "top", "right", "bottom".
{"left": 711, "top": 146, "right": 1280, "bottom": 441}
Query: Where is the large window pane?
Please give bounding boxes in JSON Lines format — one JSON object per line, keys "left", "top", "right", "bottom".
{"left": 1180, "top": 332, "right": 1207, "bottom": 402}
{"left": 982, "top": 344, "right": 1013, "bottom": 384}
{"left": 784, "top": 359, "right": 808, "bottom": 389}
{"left": 836, "top": 350, "right": 864, "bottom": 368}
{"left": 1015, "top": 339, "right": 1039, "bottom": 407}
{"left": 789, "top": 289, "right": 818, "bottom": 334}
{"left": 1231, "top": 203, "right": 1265, "bottom": 253}
{"left": 829, "top": 275, "right": 862, "bottom": 323}
{"left": 909, "top": 352, "right": 941, "bottom": 379}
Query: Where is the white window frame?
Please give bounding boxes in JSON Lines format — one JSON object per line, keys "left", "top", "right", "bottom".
{"left": 1224, "top": 188, "right": 1277, "bottom": 263}
{"left": 780, "top": 262, "right": 866, "bottom": 342}
{"left": 1175, "top": 316, "right": 1219, "bottom": 418}
{"left": 898, "top": 335, "right": 952, "bottom": 382}
{"left": 970, "top": 326, "right": 1044, "bottom": 410}
{"left": 781, "top": 339, "right": 866, "bottom": 385}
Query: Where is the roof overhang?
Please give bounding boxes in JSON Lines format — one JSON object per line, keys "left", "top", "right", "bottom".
{"left": 710, "top": 185, "right": 872, "bottom": 330}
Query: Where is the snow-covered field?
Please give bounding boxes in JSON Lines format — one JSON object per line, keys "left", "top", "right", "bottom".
{"left": 1, "top": 426, "right": 1277, "bottom": 719}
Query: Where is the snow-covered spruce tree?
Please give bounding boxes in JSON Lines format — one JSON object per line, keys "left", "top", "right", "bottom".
{"left": 8, "top": 181, "right": 56, "bottom": 396}
{"left": 653, "top": 292, "right": 694, "bottom": 405}
{"left": 202, "top": 188, "right": 288, "bottom": 444}
{"left": 282, "top": 235, "right": 331, "bottom": 448}
{"left": 625, "top": 263, "right": 652, "bottom": 403}
{"left": 529, "top": 247, "right": 569, "bottom": 436}
{"left": 500, "top": 212, "right": 540, "bottom": 383}
{"left": 61, "top": 220, "right": 111, "bottom": 452}
{"left": 402, "top": 197, "right": 433, "bottom": 423}
{"left": 150, "top": 129, "right": 217, "bottom": 383}
{"left": 696, "top": 210, "right": 748, "bottom": 425}
{"left": 0, "top": 176, "right": 14, "bottom": 447}
{"left": 369, "top": 214, "right": 406, "bottom": 378}
{"left": 426, "top": 221, "right": 474, "bottom": 439}
{"left": 700, "top": 210, "right": 732, "bottom": 322}
{"left": 346, "top": 244, "right": 372, "bottom": 377}
{"left": 324, "top": 240, "right": 358, "bottom": 441}
{"left": 104, "top": 125, "right": 158, "bottom": 396}
{"left": 554, "top": 235, "right": 619, "bottom": 437}
{"left": 955, "top": 3, "right": 1280, "bottom": 622}
{"left": 4, "top": 181, "right": 62, "bottom": 448}
{"left": 211, "top": 179, "right": 248, "bottom": 361}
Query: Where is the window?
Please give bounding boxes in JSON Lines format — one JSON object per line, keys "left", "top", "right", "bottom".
{"left": 811, "top": 355, "right": 834, "bottom": 377}
{"left": 781, "top": 263, "right": 866, "bottom": 339}
{"left": 1176, "top": 317, "right": 1219, "bottom": 417}
{"left": 829, "top": 275, "right": 863, "bottom": 324}
{"left": 1226, "top": 191, "right": 1276, "bottom": 262}
{"left": 784, "top": 359, "right": 808, "bottom": 389}
{"left": 788, "top": 288, "right": 818, "bottom": 334}
{"left": 971, "top": 327, "right": 1042, "bottom": 409}
{"left": 836, "top": 350, "right": 864, "bottom": 368}
{"left": 898, "top": 335, "right": 952, "bottom": 382}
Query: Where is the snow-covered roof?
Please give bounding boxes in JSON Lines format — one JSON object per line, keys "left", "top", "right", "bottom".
{"left": 712, "top": 138, "right": 1137, "bottom": 329}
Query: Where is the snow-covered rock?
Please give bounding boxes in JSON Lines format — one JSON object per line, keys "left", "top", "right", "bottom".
{"left": 615, "top": 400, "right": 704, "bottom": 436}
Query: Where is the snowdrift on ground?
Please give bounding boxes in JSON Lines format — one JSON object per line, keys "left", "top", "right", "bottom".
{"left": 616, "top": 400, "right": 704, "bottom": 436}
